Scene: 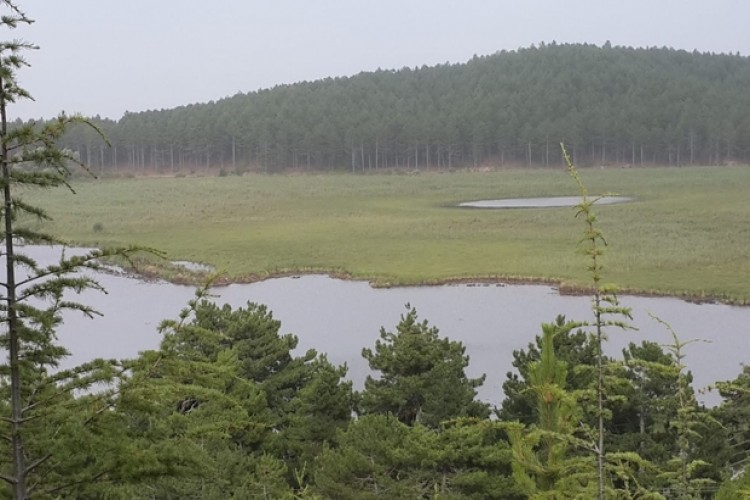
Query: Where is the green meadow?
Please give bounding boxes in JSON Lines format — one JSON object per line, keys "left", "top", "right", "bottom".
{"left": 23, "top": 166, "right": 750, "bottom": 303}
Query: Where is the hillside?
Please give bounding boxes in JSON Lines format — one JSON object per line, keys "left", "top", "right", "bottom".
{"left": 55, "top": 43, "right": 750, "bottom": 173}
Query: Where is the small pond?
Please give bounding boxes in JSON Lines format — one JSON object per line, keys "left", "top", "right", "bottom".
{"left": 460, "top": 196, "right": 632, "bottom": 208}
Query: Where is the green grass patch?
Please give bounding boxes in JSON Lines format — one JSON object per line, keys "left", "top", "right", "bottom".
{"left": 21, "top": 166, "right": 750, "bottom": 303}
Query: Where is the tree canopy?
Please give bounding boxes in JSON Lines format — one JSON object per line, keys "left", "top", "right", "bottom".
{"left": 359, "top": 306, "right": 489, "bottom": 428}
{"left": 52, "top": 43, "right": 750, "bottom": 174}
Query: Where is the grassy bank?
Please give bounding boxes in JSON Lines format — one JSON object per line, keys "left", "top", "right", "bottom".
{"left": 23, "top": 166, "right": 750, "bottom": 303}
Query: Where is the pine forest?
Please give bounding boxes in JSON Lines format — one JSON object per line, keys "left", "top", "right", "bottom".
{"left": 51, "top": 43, "right": 750, "bottom": 175}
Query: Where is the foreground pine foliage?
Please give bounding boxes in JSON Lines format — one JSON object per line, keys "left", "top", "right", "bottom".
{"left": 2, "top": 2, "right": 749, "bottom": 498}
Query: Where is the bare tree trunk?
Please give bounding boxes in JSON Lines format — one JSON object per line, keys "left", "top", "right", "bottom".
{"left": 1, "top": 73, "right": 29, "bottom": 500}
{"left": 527, "top": 141, "right": 532, "bottom": 167}
{"left": 596, "top": 299, "right": 605, "bottom": 500}
{"left": 639, "top": 406, "right": 646, "bottom": 452}
{"left": 360, "top": 141, "right": 365, "bottom": 173}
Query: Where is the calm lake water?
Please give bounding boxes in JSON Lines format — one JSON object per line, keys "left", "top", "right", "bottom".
{"left": 11, "top": 246, "right": 750, "bottom": 407}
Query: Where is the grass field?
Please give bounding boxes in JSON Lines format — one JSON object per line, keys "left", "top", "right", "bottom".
{"left": 21, "top": 166, "right": 750, "bottom": 303}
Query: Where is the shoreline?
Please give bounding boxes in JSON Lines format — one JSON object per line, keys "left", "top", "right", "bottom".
{"left": 121, "top": 259, "right": 749, "bottom": 307}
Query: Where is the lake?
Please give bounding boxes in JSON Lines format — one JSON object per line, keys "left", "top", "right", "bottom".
{"left": 11, "top": 246, "right": 750, "bottom": 408}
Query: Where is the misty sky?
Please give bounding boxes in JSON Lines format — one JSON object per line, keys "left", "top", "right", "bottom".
{"left": 9, "top": 0, "right": 750, "bottom": 120}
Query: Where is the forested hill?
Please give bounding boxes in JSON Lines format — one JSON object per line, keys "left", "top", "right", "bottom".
{"left": 56, "top": 43, "right": 750, "bottom": 174}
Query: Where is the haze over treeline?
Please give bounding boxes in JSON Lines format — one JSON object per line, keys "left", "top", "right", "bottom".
{"left": 51, "top": 43, "right": 750, "bottom": 173}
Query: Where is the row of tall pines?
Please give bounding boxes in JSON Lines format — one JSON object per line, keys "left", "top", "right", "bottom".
{"left": 39, "top": 43, "right": 750, "bottom": 174}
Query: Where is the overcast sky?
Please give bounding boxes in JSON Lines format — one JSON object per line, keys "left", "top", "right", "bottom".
{"left": 8, "top": 0, "right": 750, "bottom": 120}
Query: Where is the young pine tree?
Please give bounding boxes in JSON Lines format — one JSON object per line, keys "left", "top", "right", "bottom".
{"left": 506, "top": 318, "right": 598, "bottom": 497}
{"left": 563, "top": 144, "right": 635, "bottom": 498}
{"left": 359, "top": 305, "right": 489, "bottom": 428}
{"left": 0, "top": 3, "right": 141, "bottom": 496}
{"left": 506, "top": 145, "right": 660, "bottom": 497}
{"left": 499, "top": 314, "right": 598, "bottom": 425}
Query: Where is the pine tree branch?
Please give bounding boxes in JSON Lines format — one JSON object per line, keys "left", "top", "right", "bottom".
{"left": 35, "top": 470, "right": 109, "bottom": 497}
{"left": 24, "top": 453, "right": 50, "bottom": 475}
{"left": 0, "top": 472, "right": 16, "bottom": 485}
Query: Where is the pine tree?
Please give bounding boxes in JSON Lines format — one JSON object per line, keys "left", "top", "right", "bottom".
{"left": 113, "top": 290, "right": 277, "bottom": 498}
{"left": 0, "top": 2, "right": 141, "bottom": 497}
{"left": 153, "top": 293, "right": 353, "bottom": 484}
{"left": 188, "top": 300, "right": 318, "bottom": 418}
{"left": 187, "top": 299, "right": 352, "bottom": 450}
{"left": 613, "top": 341, "right": 683, "bottom": 473}
{"left": 433, "top": 419, "right": 521, "bottom": 498}
{"left": 715, "top": 460, "right": 750, "bottom": 499}
{"left": 314, "top": 415, "right": 432, "bottom": 498}
{"left": 651, "top": 316, "right": 717, "bottom": 498}
{"left": 563, "top": 144, "right": 635, "bottom": 498}
{"left": 506, "top": 318, "right": 598, "bottom": 497}
{"left": 284, "top": 355, "right": 353, "bottom": 470}
{"left": 499, "top": 314, "right": 597, "bottom": 425}
{"left": 714, "top": 365, "right": 750, "bottom": 477}
{"left": 359, "top": 305, "right": 489, "bottom": 428}
{"left": 315, "top": 415, "right": 520, "bottom": 499}
{"left": 504, "top": 145, "right": 662, "bottom": 498}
